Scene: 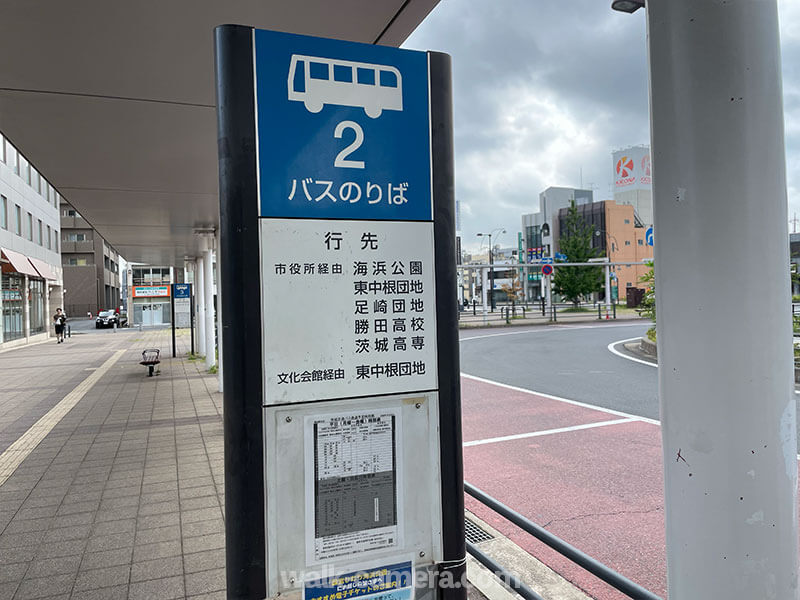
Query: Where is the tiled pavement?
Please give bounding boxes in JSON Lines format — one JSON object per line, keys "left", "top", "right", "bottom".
{"left": 0, "top": 327, "right": 225, "bottom": 599}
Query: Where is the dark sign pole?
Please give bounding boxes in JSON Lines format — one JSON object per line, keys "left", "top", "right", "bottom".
{"left": 171, "top": 284, "right": 176, "bottom": 358}
{"left": 215, "top": 25, "right": 266, "bottom": 599}
{"left": 429, "top": 51, "right": 466, "bottom": 600}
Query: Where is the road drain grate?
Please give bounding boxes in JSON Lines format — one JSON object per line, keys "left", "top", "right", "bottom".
{"left": 465, "top": 518, "right": 494, "bottom": 544}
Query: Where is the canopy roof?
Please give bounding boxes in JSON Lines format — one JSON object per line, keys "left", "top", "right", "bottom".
{"left": 0, "top": 1, "right": 438, "bottom": 265}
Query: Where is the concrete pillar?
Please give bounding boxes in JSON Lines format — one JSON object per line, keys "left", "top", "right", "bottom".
{"left": 647, "top": 1, "right": 798, "bottom": 597}
{"left": 204, "top": 247, "right": 215, "bottom": 370}
{"left": 196, "top": 256, "right": 206, "bottom": 356}
{"left": 216, "top": 233, "right": 223, "bottom": 392}
{"left": 480, "top": 268, "right": 488, "bottom": 313}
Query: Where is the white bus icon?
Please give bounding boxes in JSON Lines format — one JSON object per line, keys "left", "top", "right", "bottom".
{"left": 287, "top": 54, "right": 403, "bottom": 119}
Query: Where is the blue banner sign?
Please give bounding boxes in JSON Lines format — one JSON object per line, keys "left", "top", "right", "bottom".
{"left": 172, "top": 283, "right": 192, "bottom": 299}
{"left": 254, "top": 29, "right": 432, "bottom": 222}
{"left": 304, "top": 561, "right": 413, "bottom": 600}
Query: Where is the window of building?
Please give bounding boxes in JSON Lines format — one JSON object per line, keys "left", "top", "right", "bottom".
{"left": 14, "top": 205, "right": 21, "bottom": 236}
{"left": 7, "top": 142, "right": 17, "bottom": 175}
{"left": 626, "top": 282, "right": 633, "bottom": 287}
{"left": 29, "top": 279, "right": 45, "bottom": 334}
{"left": 26, "top": 212, "right": 33, "bottom": 241}
{"left": 19, "top": 155, "right": 30, "bottom": 185}
{"left": 2, "top": 273, "right": 25, "bottom": 341}
{"left": 46, "top": 225, "right": 51, "bottom": 250}
{"left": 637, "top": 239, "right": 643, "bottom": 246}
{"left": 624, "top": 240, "right": 631, "bottom": 246}
{"left": 0, "top": 132, "right": 4, "bottom": 164}
{"left": 0, "top": 196, "right": 6, "bottom": 230}
{"left": 31, "top": 168, "right": 40, "bottom": 194}
{"left": 54, "top": 235, "right": 58, "bottom": 253}
{"left": 36, "top": 220, "right": 42, "bottom": 245}
{"left": 624, "top": 218, "right": 630, "bottom": 224}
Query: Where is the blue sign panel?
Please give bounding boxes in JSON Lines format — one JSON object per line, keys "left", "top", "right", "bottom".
{"left": 304, "top": 561, "right": 413, "bottom": 600}
{"left": 541, "top": 257, "right": 554, "bottom": 264}
{"left": 172, "top": 283, "right": 191, "bottom": 299}
{"left": 645, "top": 226, "right": 654, "bottom": 246}
{"left": 254, "top": 29, "right": 432, "bottom": 221}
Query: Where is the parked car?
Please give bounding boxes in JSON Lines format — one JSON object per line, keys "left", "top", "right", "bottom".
{"left": 95, "top": 310, "right": 119, "bottom": 328}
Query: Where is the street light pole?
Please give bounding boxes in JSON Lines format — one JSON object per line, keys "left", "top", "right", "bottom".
{"left": 477, "top": 228, "right": 505, "bottom": 313}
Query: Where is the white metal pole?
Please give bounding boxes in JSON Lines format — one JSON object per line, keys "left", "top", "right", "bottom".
{"left": 216, "top": 233, "right": 223, "bottom": 392}
{"left": 196, "top": 256, "right": 206, "bottom": 356}
{"left": 647, "top": 1, "right": 797, "bottom": 597}
{"left": 203, "top": 247, "right": 215, "bottom": 370}
{"left": 481, "top": 267, "right": 488, "bottom": 323}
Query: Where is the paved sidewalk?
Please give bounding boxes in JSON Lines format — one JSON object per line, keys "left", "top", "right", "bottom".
{"left": 0, "top": 327, "right": 225, "bottom": 599}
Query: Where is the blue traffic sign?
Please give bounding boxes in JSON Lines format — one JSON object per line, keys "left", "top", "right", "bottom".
{"left": 172, "top": 283, "right": 191, "bottom": 299}
{"left": 645, "top": 226, "right": 654, "bottom": 246}
{"left": 554, "top": 252, "right": 567, "bottom": 261}
{"left": 254, "top": 29, "right": 432, "bottom": 221}
{"left": 541, "top": 257, "right": 554, "bottom": 264}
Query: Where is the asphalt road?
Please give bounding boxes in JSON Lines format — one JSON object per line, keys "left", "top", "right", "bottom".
{"left": 459, "top": 322, "right": 658, "bottom": 421}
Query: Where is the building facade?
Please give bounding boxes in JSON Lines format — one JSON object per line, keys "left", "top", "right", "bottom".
{"left": 0, "top": 131, "right": 63, "bottom": 349}
{"left": 60, "top": 200, "right": 121, "bottom": 316}
{"left": 127, "top": 265, "right": 175, "bottom": 326}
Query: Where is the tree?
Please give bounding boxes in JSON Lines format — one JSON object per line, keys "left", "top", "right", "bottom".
{"left": 638, "top": 261, "right": 656, "bottom": 341}
{"left": 500, "top": 270, "right": 524, "bottom": 316}
{"left": 551, "top": 200, "right": 604, "bottom": 307}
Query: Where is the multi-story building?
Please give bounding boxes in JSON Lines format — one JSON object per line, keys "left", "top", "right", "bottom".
{"left": 556, "top": 200, "right": 653, "bottom": 299}
{"left": 0, "top": 131, "right": 63, "bottom": 350}
{"left": 60, "top": 200, "right": 121, "bottom": 316}
{"left": 520, "top": 186, "right": 593, "bottom": 299}
{"left": 127, "top": 265, "right": 176, "bottom": 326}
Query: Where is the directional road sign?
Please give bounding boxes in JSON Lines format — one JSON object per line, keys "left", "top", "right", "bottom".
{"left": 646, "top": 226, "right": 654, "bottom": 246}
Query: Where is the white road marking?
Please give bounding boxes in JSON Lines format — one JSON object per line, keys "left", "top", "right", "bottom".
{"left": 464, "top": 418, "right": 635, "bottom": 447}
{"left": 0, "top": 349, "right": 126, "bottom": 487}
{"left": 607, "top": 337, "right": 657, "bottom": 368}
{"left": 460, "top": 322, "right": 647, "bottom": 342}
{"left": 461, "top": 372, "right": 661, "bottom": 425}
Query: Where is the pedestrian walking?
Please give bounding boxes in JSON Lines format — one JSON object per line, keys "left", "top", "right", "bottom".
{"left": 53, "top": 308, "right": 67, "bottom": 343}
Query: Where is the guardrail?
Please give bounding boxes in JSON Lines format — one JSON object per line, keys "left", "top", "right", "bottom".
{"left": 459, "top": 301, "right": 624, "bottom": 327}
{"left": 465, "top": 481, "right": 662, "bottom": 600}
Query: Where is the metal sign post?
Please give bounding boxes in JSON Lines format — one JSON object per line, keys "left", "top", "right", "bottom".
{"left": 171, "top": 283, "right": 192, "bottom": 358}
{"left": 215, "top": 25, "right": 463, "bottom": 600}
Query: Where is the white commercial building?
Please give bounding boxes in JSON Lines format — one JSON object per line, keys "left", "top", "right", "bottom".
{"left": 0, "top": 131, "right": 63, "bottom": 350}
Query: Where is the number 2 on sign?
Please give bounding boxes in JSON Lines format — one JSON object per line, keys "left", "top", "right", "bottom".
{"left": 334, "top": 121, "right": 365, "bottom": 169}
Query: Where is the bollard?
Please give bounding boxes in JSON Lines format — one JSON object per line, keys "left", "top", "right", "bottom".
{"left": 540, "top": 297, "right": 545, "bottom": 316}
{"left": 598, "top": 303, "right": 602, "bottom": 320}
{"left": 67, "top": 326, "right": 71, "bottom": 338}
{"left": 612, "top": 302, "right": 616, "bottom": 319}
{"left": 551, "top": 304, "right": 557, "bottom": 322}
{"left": 505, "top": 307, "right": 510, "bottom": 324}
{"left": 522, "top": 306, "right": 526, "bottom": 319}
{"left": 473, "top": 301, "right": 476, "bottom": 316}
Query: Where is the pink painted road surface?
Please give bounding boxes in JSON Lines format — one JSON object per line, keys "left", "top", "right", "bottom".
{"left": 461, "top": 374, "right": 667, "bottom": 600}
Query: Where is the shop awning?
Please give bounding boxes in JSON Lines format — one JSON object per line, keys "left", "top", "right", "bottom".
{"left": 1, "top": 247, "right": 41, "bottom": 278}
{"left": 28, "top": 256, "right": 58, "bottom": 281}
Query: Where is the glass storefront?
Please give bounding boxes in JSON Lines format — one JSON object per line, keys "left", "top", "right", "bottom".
{"left": 2, "top": 273, "right": 24, "bottom": 341}
{"left": 29, "top": 278, "right": 45, "bottom": 334}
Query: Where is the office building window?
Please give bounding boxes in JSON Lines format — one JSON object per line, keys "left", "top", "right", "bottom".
{"left": 19, "top": 155, "right": 29, "bottom": 185}
{"left": 31, "top": 169, "right": 40, "bottom": 194}
{"left": 2, "top": 273, "right": 24, "bottom": 341}
{"left": 6, "top": 141, "right": 17, "bottom": 175}
{"left": 0, "top": 196, "right": 6, "bottom": 230}
{"left": 37, "top": 219, "right": 42, "bottom": 245}
{"left": 638, "top": 239, "right": 643, "bottom": 246}
{"left": 26, "top": 212, "right": 33, "bottom": 241}
{"left": 624, "top": 240, "right": 631, "bottom": 246}
{"left": 46, "top": 225, "right": 51, "bottom": 249}
{"left": 29, "top": 279, "right": 45, "bottom": 334}
{"left": 54, "top": 234, "right": 58, "bottom": 253}
{"left": 624, "top": 219, "right": 630, "bottom": 224}
{"left": 0, "top": 132, "right": 4, "bottom": 163}
{"left": 14, "top": 205, "right": 21, "bottom": 236}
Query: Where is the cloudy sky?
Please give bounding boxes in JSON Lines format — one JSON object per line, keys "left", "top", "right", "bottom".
{"left": 403, "top": 0, "right": 800, "bottom": 255}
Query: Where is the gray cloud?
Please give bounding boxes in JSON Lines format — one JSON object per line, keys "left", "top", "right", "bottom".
{"left": 404, "top": 0, "right": 800, "bottom": 251}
